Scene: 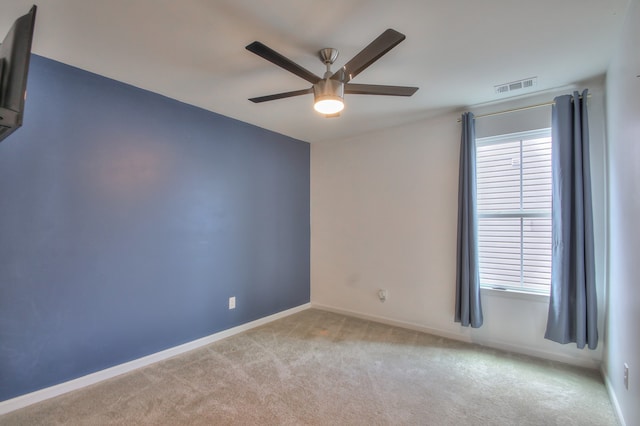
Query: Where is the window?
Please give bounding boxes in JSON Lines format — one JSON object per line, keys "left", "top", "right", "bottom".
{"left": 476, "top": 129, "right": 552, "bottom": 295}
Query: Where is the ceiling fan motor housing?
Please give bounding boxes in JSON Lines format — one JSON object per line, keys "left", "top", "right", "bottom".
{"left": 313, "top": 78, "right": 344, "bottom": 100}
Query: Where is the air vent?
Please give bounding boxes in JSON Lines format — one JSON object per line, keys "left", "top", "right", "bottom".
{"left": 494, "top": 77, "right": 537, "bottom": 95}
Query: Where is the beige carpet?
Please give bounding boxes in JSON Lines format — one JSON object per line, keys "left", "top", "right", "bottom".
{"left": 0, "top": 309, "right": 617, "bottom": 425}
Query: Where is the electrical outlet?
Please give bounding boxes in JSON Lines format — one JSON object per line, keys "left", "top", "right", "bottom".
{"left": 378, "top": 289, "right": 388, "bottom": 302}
{"left": 624, "top": 363, "right": 629, "bottom": 390}
{"left": 229, "top": 296, "right": 236, "bottom": 310}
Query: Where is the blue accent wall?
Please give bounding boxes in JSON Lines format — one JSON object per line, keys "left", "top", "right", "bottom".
{"left": 0, "top": 56, "right": 310, "bottom": 402}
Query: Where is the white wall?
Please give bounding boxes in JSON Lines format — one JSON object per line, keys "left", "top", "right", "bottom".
{"left": 311, "top": 84, "right": 607, "bottom": 369}
{"left": 604, "top": 0, "right": 640, "bottom": 424}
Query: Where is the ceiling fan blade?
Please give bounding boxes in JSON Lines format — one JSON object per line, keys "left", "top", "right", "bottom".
{"left": 345, "top": 83, "right": 418, "bottom": 96}
{"left": 248, "top": 88, "right": 313, "bottom": 103}
{"left": 332, "top": 29, "right": 406, "bottom": 83}
{"left": 246, "top": 41, "right": 321, "bottom": 84}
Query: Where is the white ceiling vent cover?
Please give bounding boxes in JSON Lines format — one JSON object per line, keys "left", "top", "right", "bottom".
{"left": 494, "top": 77, "right": 537, "bottom": 94}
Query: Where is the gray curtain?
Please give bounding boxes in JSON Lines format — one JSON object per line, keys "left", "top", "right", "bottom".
{"left": 455, "top": 112, "right": 483, "bottom": 328}
{"left": 545, "top": 90, "right": 598, "bottom": 349}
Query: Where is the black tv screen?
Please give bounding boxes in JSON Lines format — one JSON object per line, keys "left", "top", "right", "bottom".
{"left": 0, "top": 5, "right": 37, "bottom": 143}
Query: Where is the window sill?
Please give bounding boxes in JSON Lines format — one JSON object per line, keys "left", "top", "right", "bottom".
{"left": 480, "top": 287, "right": 550, "bottom": 303}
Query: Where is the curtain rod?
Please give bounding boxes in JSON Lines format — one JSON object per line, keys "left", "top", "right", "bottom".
{"left": 457, "top": 94, "right": 590, "bottom": 122}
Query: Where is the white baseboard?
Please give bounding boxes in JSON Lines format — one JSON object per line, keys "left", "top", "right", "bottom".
{"left": 602, "top": 369, "right": 626, "bottom": 426}
{"left": 0, "top": 303, "right": 311, "bottom": 415}
{"left": 311, "top": 303, "right": 601, "bottom": 369}
{"left": 312, "top": 303, "right": 473, "bottom": 342}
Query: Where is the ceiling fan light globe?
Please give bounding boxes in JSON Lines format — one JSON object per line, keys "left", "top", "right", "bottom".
{"left": 314, "top": 97, "right": 344, "bottom": 114}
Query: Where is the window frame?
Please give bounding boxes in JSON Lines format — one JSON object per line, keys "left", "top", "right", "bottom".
{"left": 475, "top": 128, "right": 552, "bottom": 296}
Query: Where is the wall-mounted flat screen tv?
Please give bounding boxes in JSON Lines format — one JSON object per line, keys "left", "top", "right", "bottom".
{"left": 0, "top": 5, "right": 37, "bottom": 143}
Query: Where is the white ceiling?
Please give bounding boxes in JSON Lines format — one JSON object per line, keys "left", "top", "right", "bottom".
{"left": 1, "top": 0, "right": 630, "bottom": 143}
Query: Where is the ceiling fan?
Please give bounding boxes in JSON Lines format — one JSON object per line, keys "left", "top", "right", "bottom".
{"left": 245, "top": 29, "right": 419, "bottom": 117}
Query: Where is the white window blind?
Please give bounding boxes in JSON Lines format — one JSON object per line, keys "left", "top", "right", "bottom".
{"left": 476, "top": 129, "right": 552, "bottom": 294}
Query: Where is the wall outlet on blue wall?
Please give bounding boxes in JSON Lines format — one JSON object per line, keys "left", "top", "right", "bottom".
{"left": 229, "top": 297, "right": 236, "bottom": 310}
